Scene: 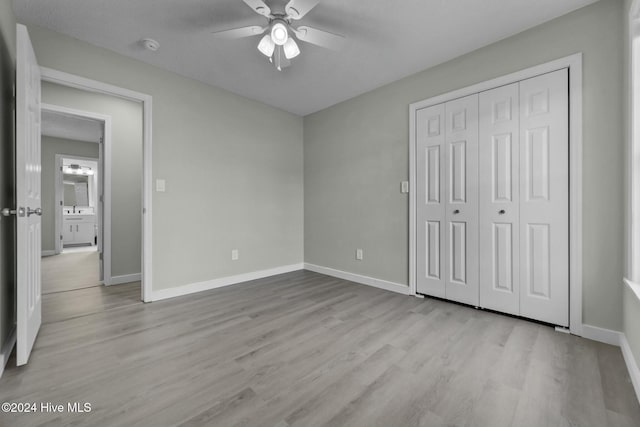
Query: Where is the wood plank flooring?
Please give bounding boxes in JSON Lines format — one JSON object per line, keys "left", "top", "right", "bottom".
{"left": 42, "top": 249, "right": 100, "bottom": 294}
{"left": 1, "top": 270, "right": 638, "bottom": 427}
{"left": 42, "top": 281, "right": 140, "bottom": 324}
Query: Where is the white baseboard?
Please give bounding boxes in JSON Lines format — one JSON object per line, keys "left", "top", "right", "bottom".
{"left": 0, "top": 327, "right": 16, "bottom": 379}
{"left": 41, "top": 250, "right": 56, "bottom": 257}
{"left": 621, "top": 334, "right": 640, "bottom": 404}
{"left": 108, "top": 273, "right": 142, "bottom": 286}
{"left": 150, "top": 263, "right": 304, "bottom": 301}
{"left": 581, "top": 324, "right": 623, "bottom": 346}
{"left": 303, "top": 263, "right": 410, "bottom": 295}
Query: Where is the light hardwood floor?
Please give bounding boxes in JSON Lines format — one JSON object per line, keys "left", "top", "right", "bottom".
{"left": 42, "top": 249, "right": 100, "bottom": 294}
{"left": 1, "top": 270, "right": 638, "bottom": 426}
{"left": 42, "top": 281, "right": 141, "bottom": 324}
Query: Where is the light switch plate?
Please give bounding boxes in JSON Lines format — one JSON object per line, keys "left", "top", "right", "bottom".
{"left": 356, "top": 249, "right": 363, "bottom": 260}
{"left": 231, "top": 249, "right": 239, "bottom": 261}
{"left": 401, "top": 181, "right": 409, "bottom": 193}
{"left": 156, "top": 179, "right": 166, "bottom": 192}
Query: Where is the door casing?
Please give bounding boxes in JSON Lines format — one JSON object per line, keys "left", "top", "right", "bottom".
{"left": 39, "top": 67, "right": 153, "bottom": 302}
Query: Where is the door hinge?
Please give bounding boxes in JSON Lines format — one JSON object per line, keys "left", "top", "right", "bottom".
{"left": 99, "top": 252, "right": 103, "bottom": 260}
{"left": 60, "top": 200, "right": 63, "bottom": 206}
{"left": 60, "top": 234, "right": 63, "bottom": 240}
{"left": 99, "top": 195, "right": 103, "bottom": 203}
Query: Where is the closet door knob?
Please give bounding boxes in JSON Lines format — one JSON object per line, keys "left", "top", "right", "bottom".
{"left": 498, "top": 209, "right": 506, "bottom": 215}
{"left": 453, "top": 209, "right": 460, "bottom": 214}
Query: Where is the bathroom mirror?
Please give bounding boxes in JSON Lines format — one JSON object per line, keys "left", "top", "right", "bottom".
{"left": 63, "top": 174, "right": 90, "bottom": 206}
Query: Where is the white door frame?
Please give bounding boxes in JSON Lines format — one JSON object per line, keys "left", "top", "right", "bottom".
{"left": 40, "top": 67, "right": 153, "bottom": 302}
{"left": 626, "top": 0, "right": 640, "bottom": 296}
{"left": 409, "top": 53, "right": 583, "bottom": 335}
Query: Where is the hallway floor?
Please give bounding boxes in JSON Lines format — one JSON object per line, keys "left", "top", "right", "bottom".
{"left": 42, "top": 247, "right": 100, "bottom": 294}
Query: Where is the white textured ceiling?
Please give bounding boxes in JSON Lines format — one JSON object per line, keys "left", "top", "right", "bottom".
{"left": 42, "top": 110, "right": 103, "bottom": 143}
{"left": 13, "top": 0, "right": 597, "bottom": 115}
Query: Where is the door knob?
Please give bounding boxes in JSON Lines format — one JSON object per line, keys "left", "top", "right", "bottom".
{"left": 453, "top": 209, "right": 460, "bottom": 214}
{"left": 498, "top": 209, "right": 506, "bottom": 215}
{"left": 1, "top": 207, "right": 25, "bottom": 217}
{"left": 26, "top": 207, "right": 42, "bottom": 217}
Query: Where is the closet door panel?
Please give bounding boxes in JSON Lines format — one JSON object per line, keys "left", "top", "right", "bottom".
{"left": 416, "top": 104, "right": 446, "bottom": 297}
{"left": 479, "top": 83, "right": 520, "bottom": 315}
{"left": 444, "top": 94, "right": 479, "bottom": 306}
{"left": 519, "top": 69, "right": 569, "bottom": 327}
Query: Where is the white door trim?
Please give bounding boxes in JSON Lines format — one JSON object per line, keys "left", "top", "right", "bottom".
{"left": 627, "top": 0, "right": 640, "bottom": 285}
{"left": 409, "top": 53, "right": 583, "bottom": 335}
{"left": 40, "top": 67, "right": 153, "bottom": 302}
{"left": 43, "top": 103, "right": 112, "bottom": 282}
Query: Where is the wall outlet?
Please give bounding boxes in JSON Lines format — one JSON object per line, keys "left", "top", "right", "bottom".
{"left": 356, "top": 249, "right": 363, "bottom": 260}
{"left": 231, "top": 249, "right": 239, "bottom": 261}
{"left": 155, "top": 179, "right": 166, "bottom": 192}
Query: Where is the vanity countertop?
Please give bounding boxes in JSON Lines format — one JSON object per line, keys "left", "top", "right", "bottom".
{"left": 63, "top": 214, "right": 95, "bottom": 221}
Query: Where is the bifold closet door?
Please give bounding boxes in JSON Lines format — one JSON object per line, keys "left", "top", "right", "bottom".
{"left": 415, "top": 94, "right": 479, "bottom": 304}
{"left": 444, "top": 95, "right": 479, "bottom": 306}
{"left": 416, "top": 103, "right": 446, "bottom": 297}
{"left": 417, "top": 69, "right": 569, "bottom": 326}
{"left": 519, "top": 69, "right": 569, "bottom": 327}
{"left": 479, "top": 83, "right": 520, "bottom": 316}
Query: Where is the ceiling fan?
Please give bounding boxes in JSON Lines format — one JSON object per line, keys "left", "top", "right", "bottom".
{"left": 212, "top": 0, "right": 345, "bottom": 71}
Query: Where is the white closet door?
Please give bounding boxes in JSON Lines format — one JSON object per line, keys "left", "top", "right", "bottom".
{"left": 519, "top": 69, "right": 569, "bottom": 327}
{"left": 416, "top": 103, "right": 446, "bottom": 297}
{"left": 444, "top": 94, "right": 479, "bottom": 306}
{"left": 479, "top": 83, "right": 520, "bottom": 315}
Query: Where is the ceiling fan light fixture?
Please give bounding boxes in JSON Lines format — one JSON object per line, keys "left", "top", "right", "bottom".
{"left": 257, "top": 34, "right": 275, "bottom": 57}
{"left": 270, "top": 22, "right": 288, "bottom": 46}
{"left": 283, "top": 38, "right": 300, "bottom": 59}
{"left": 212, "top": 0, "right": 345, "bottom": 70}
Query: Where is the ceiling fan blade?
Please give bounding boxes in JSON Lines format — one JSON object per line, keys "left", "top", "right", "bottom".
{"left": 292, "top": 26, "right": 344, "bottom": 50}
{"left": 242, "top": 0, "right": 272, "bottom": 18}
{"left": 211, "top": 25, "right": 266, "bottom": 39}
{"left": 285, "top": 0, "right": 321, "bottom": 20}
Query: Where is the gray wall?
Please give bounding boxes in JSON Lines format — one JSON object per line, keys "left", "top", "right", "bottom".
{"left": 0, "top": 0, "right": 15, "bottom": 349}
{"left": 40, "top": 136, "right": 99, "bottom": 252}
{"left": 623, "top": 0, "right": 640, "bottom": 370}
{"left": 304, "top": 0, "right": 625, "bottom": 331}
{"left": 25, "top": 24, "right": 304, "bottom": 291}
{"left": 42, "top": 83, "right": 142, "bottom": 278}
